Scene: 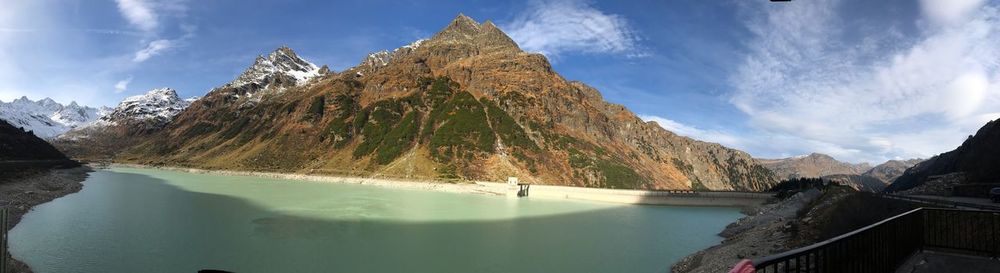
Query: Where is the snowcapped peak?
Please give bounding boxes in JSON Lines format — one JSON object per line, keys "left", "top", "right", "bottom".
{"left": 38, "top": 97, "right": 58, "bottom": 106}
{"left": 0, "top": 96, "right": 106, "bottom": 138}
{"left": 101, "top": 87, "right": 194, "bottom": 126}
{"left": 363, "top": 50, "right": 393, "bottom": 67}
{"left": 123, "top": 87, "right": 179, "bottom": 103}
{"left": 401, "top": 39, "right": 426, "bottom": 51}
{"left": 357, "top": 39, "right": 428, "bottom": 72}
{"left": 227, "top": 46, "right": 321, "bottom": 90}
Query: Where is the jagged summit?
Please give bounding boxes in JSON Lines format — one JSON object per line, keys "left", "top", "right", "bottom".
{"left": 426, "top": 14, "right": 520, "bottom": 52}
{"left": 354, "top": 14, "right": 522, "bottom": 76}
{"left": 433, "top": 14, "right": 482, "bottom": 41}
{"left": 227, "top": 46, "right": 321, "bottom": 91}
{"left": 100, "top": 88, "right": 195, "bottom": 128}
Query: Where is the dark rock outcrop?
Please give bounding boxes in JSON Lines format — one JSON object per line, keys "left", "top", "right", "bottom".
{"left": 887, "top": 118, "right": 1000, "bottom": 192}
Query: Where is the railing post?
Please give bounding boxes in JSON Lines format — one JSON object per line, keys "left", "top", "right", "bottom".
{"left": 2, "top": 207, "right": 6, "bottom": 273}
{"left": 994, "top": 211, "right": 999, "bottom": 259}
{"left": 917, "top": 209, "right": 925, "bottom": 253}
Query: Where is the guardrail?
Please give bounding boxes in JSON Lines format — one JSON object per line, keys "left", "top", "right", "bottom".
{"left": 747, "top": 208, "right": 1000, "bottom": 273}
{"left": 880, "top": 194, "right": 1000, "bottom": 211}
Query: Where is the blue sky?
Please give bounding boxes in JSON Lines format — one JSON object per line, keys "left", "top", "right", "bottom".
{"left": 2, "top": 0, "right": 999, "bottom": 164}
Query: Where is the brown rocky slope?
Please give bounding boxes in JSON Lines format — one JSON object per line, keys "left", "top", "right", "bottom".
{"left": 118, "top": 14, "right": 777, "bottom": 191}
{"left": 756, "top": 153, "right": 871, "bottom": 180}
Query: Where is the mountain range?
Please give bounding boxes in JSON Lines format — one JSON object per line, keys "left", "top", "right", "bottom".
{"left": 0, "top": 97, "right": 110, "bottom": 139}
{"left": 53, "top": 88, "right": 197, "bottom": 160}
{"left": 755, "top": 153, "right": 922, "bottom": 191}
{"left": 65, "top": 14, "right": 781, "bottom": 191}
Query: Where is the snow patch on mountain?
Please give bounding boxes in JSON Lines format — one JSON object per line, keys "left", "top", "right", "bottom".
{"left": 359, "top": 39, "right": 427, "bottom": 71}
{"left": 0, "top": 96, "right": 109, "bottom": 138}
{"left": 227, "top": 46, "right": 321, "bottom": 90}
{"left": 100, "top": 88, "right": 196, "bottom": 125}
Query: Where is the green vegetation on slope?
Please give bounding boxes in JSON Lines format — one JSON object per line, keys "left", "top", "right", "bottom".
{"left": 353, "top": 99, "right": 405, "bottom": 158}
{"left": 375, "top": 111, "right": 420, "bottom": 164}
{"left": 325, "top": 94, "right": 359, "bottom": 147}
{"left": 305, "top": 95, "right": 325, "bottom": 121}
{"left": 427, "top": 91, "right": 495, "bottom": 161}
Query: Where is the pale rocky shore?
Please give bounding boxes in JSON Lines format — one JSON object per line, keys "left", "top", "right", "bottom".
{"left": 114, "top": 164, "right": 772, "bottom": 207}
{"left": 671, "top": 189, "right": 824, "bottom": 273}
{"left": 112, "top": 163, "right": 516, "bottom": 196}
{"left": 0, "top": 166, "right": 93, "bottom": 273}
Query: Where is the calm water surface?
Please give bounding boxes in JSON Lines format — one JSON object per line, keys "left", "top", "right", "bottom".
{"left": 10, "top": 168, "right": 742, "bottom": 273}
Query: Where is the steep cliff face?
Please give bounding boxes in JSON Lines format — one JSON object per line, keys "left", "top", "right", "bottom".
{"left": 887, "top": 118, "right": 1000, "bottom": 192}
{"left": 120, "top": 15, "right": 777, "bottom": 190}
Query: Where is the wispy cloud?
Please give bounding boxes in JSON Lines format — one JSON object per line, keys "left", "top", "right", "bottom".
{"left": 115, "top": 0, "right": 158, "bottom": 33}
{"left": 133, "top": 39, "right": 173, "bottom": 62}
{"left": 503, "top": 0, "right": 645, "bottom": 58}
{"left": 730, "top": 0, "right": 1000, "bottom": 163}
{"left": 114, "top": 76, "right": 133, "bottom": 93}
{"left": 113, "top": 0, "right": 193, "bottom": 64}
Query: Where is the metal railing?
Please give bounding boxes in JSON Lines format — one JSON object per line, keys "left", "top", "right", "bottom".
{"left": 880, "top": 194, "right": 1000, "bottom": 211}
{"left": 750, "top": 208, "right": 1000, "bottom": 273}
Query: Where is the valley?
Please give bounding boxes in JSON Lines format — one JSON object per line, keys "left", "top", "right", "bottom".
{"left": 3, "top": 2, "right": 1000, "bottom": 273}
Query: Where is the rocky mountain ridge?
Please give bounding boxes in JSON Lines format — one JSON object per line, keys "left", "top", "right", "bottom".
{"left": 97, "top": 88, "right": 196, "bottom": 130}
{"left": 223, "top": 46, "right": 323, "bottom": 99}
{"left": 887, "top": 118, "right": 1000, "bottom": 192}
{"left": 756, "top": 153, "right": 873, "bottom": 179}
{"left": 114, "top": 14, "right": 778, "bottom": 190}
{"left": 0, "top": 118, "right": 69, "bottom": 161}
{"left": 53, "top": 88, "right": 198, "bottom": 161}
{"left": 863, "top": 159, "right": 923, "bottom": 184}
{"left": 756, "top": 153, "right": 922, "bottom": 192}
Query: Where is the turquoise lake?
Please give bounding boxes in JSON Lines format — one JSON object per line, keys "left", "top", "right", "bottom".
{"left": 9, "top": 167, "right": 742, "bottom": 273}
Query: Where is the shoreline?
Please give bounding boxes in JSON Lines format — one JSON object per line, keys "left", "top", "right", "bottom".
{"left": 1, "top": 165, "right": 93, "bottom": 273}
{"left": 110, "top": 163, "right": 513, "bottom": 196}
{"left": 111, "top": 163, "right": 773, "bottom": 207}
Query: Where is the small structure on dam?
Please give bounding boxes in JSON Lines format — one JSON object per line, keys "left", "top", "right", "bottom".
{"left": 517, "top": 183, "right": 531, "bottom": 197}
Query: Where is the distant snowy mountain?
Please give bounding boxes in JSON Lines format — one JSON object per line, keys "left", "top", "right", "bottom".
{"left": 54, "top": 88, "right": 198, "bottom": 160}
{"left": 226, "top": 46, "right": 321, "bottom": 91}
{"left": 99, "top": 87, "right": 195, "bottom": 127}
{"left": 0, "top": 96, "right": 110, "bottom": 139}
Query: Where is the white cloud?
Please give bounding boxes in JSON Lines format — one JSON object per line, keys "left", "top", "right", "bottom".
{"left": 114, "top": 76, "right": 133, "bottom": 93}
{"left": 115, "top": 0, "right": 158, "bottom": 33}
{"left": 133, "top": 39, "right": 172, "bottom": 62}
{"left": 920, "top": 0, "right": 985, "bottom": 25}
{"left": 730, "top": 0, "right": 1000, "bottom": 163}
{"left": 503, "top": 0, "right": 644, "bottom": 57}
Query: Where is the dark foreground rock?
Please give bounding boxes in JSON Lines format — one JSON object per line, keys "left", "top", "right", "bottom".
{"left": 1, "top": 166, "right": 92, "bottom": 273}
{"left": 671, "top": 189, "right": 823, "bottom": 273}
{"left": 673, "top": 186, "right": 926, "bottom": 273}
